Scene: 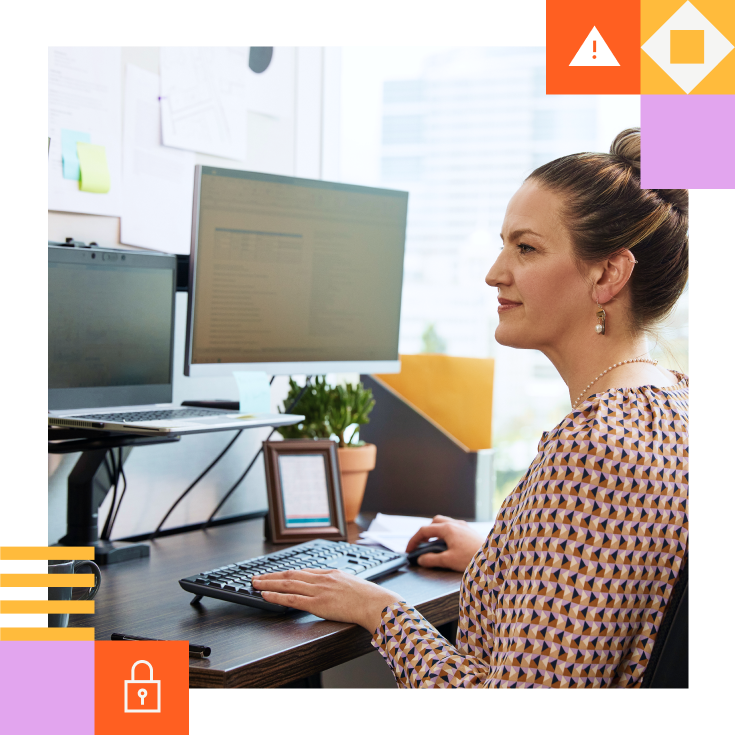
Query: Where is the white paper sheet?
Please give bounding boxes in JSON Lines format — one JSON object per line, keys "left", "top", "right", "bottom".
{"left": 159, "top": 48, "right": 249, "bottom": 160}
{"left": 48, "top": 47, "right": 123, "bottom": 216}
{"left": 246, "top": 47, "right": 295, "bottom": 119}
{"left": 120, "top": 64, "right": 196, "bottom": 254}
{"left": 358, "top": 513, "right": 496, "bottom": 554}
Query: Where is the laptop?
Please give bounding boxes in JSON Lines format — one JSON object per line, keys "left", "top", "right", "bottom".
{"left": 48, "top": 244, "right": 302, "bottom": 436}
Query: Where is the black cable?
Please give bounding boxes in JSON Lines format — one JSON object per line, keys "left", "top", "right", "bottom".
{"left": 150, "top": 376, "right": 278, "bottom": 539}
{"left": 107, "top": 447, "right": 127, "bottom": 539}
{"left": 151, "top": 429, "right": 244, "bottom": 538}
{"left": 99, "top": 451, "right": 116, "bottom": 540}
{"left": 100, "top": 450, "right": 119, "bottom": 541}
{"left": 202, "top": 376, "right": 312, "bottom": 528}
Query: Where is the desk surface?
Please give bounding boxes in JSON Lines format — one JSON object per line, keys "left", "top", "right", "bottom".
{"left": 71, "top": 517, "right": 462, "bottom": 688}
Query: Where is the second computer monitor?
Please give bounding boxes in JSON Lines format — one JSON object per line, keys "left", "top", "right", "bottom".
{"left": 185, "top": 166, "right": 408, "bottom": 377}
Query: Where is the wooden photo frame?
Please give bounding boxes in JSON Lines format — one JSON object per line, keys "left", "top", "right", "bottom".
{"left": 263, "top": 439, "right": 347, "bottom": 544}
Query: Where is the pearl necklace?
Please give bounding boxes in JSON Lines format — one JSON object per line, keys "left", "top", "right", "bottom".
{"left": 572, "top": 357, "right": 658, "bottom": 409}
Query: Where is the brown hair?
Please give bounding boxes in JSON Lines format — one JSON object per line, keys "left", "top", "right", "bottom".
{"left": 527, "top": 128, "right": 688, "bottom": 334}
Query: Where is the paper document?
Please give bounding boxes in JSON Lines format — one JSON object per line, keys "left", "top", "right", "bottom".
{"left": 233, "top": 371, "right": 271, "bottom": 414}
{"left": 48, "top": 47, "right": 122, "bottom": 215}
{"left": 160, "top": 48, "right": 250, "bottom": 159}
{"left": 358, "top": 513, "right": 496, "bottom": 554}
{"left": 77, "top": 143, "right": 111, "bottom": 193}
{"left": 120, "top": 64, "right": 196, "bottom": 254}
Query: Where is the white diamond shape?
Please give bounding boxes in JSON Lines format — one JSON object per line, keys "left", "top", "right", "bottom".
{"left": 641, "top": 0, "right": 734, "bottom": 94}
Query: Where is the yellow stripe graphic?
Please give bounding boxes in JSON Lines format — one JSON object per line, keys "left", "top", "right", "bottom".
{"left": 0, "top": 547, "right": 95, "bottom": 561}
{"left": 0, "top": 628, "right": 95, "bottom": 641}
{"left": 0, "top": 600, "right": 95, "bottom": 614}
{"left": 0, "top": 574, "right": 95, "bottom": 587}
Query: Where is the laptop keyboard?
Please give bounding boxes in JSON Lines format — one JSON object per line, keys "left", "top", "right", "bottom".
{"left": 71, "top": 408, "right": 231, "bottom": 422}
{"left": 179, "top": 539, "right": 406, "bottom": 613}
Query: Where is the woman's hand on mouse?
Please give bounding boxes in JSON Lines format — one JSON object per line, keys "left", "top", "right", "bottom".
{"left": 251, "top": 569, "right": 403, "bottom": 632}
{"left": 406, "top": 515, "right": 484, "bottom": 572}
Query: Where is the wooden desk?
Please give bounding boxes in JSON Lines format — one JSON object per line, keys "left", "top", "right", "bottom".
{"left": 70, "top": 516, "right": 462, "bottom": 688}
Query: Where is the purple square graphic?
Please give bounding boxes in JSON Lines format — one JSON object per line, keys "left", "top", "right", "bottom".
{"left": 641, "top": 95, "right": 735, "bottom": 189}
{"left": 0, "top": 642, "right": 94, "bottom": 735}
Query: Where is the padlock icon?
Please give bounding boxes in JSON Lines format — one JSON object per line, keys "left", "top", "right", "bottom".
{"left": 124, "top": 660, "right": 161, "bottom": 713}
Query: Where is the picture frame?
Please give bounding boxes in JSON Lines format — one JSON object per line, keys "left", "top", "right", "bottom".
{"left": 263, "top": 439, "right": 347, "bottom": 544}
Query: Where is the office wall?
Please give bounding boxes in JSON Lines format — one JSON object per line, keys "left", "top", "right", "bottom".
{"left": 48, "top": 46, "right": 341, "bottom": 544}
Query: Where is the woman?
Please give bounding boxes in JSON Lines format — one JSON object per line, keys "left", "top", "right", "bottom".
{"left": 253, "top": 128, "right": 689, "bottom": 688}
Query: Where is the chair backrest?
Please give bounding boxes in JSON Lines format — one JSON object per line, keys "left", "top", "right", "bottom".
{"left": 642, "top": 557, "right": 688, "bottom": 688}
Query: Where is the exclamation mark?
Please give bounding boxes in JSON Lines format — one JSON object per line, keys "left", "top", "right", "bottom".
{"left": 593, "top": 40, "right": 597, "bottom": 59}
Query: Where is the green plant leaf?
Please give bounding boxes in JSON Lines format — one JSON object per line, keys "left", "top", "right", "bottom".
{"left": 278, "top": 377, "right": 375, "bottom": 447}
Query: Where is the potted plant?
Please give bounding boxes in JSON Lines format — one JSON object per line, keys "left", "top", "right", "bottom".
{"left": 278, "top": 377, "right": 376, "bottom": 522}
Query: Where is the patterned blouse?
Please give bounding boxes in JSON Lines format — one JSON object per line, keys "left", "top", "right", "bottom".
{"left": 371, "top": 374, "right": 689, "bottom": 688}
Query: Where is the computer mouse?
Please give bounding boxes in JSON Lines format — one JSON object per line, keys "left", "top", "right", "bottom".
{"left": 406, "top": 540, "right": 448, "bottom": 565}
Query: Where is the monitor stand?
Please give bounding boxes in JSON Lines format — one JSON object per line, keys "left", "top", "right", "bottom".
{"left": 49, "top": 429, "right": 181, "bottom": 565}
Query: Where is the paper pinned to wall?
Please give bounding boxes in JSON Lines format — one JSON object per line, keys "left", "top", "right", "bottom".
{"left": 48, "top": 47, "right": 122, "bottom": 215}
{"left": 60, "top": 129, "right": 90, "bottom": 180}
{"left": 77, "top": 143, "right": 111, "bottom": 193}
{"left": 233, "top": 372, "right": 271, "bottom": 415}
{"left": 160, "top": 47, "right": 249, "bottom": 160}
{"left": 120, "top": 64, "right": 195, "bottom": 255}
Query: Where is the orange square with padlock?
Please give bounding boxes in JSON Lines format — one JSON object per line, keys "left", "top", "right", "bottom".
{"left": 95, "top": 640, "right": 189, "bottom": 735}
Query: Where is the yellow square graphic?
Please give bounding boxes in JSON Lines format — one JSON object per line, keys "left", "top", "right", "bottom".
{"left": 670, "top": 30, "right": 704, "bottom": 64}
{"left": 641, "top": 0, "right": 734, "bottom": 94}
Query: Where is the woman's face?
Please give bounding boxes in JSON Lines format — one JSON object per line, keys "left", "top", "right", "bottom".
{"left": 486, "top": 181, "right": 590, "bottom": 352}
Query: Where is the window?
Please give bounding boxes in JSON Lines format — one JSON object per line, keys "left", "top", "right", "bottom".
{"left": 382, "top": 115, "right": 424, "bottom": 145}
{"left": 339, "top": 48, "right": 686, "bottom": 515}
{"left": 381, "top": 156, "right": 424, "bottom": 181}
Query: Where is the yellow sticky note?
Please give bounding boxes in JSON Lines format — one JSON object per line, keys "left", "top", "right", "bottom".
{"left": 76, "top": 142, "right": 111, "bottom": 193}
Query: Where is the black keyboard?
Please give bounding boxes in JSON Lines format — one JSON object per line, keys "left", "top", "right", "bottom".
{"left": 71, "top": 407, "right": 231, "bottom": 422}
{"left": 179, "top": 539, "right": 406, "bottom": 613}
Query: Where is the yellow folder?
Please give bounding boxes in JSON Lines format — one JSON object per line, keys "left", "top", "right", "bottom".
{"left": 375, "top": 354, "right": 494, "bottom": 451}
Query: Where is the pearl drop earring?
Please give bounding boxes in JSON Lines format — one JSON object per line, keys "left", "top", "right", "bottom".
{"left": 595, "top": 299, "right": 606, "bottom": 335}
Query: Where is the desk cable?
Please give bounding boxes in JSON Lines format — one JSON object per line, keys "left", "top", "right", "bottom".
{"left": 151, "top": 376, "right": 311, "bottom": 538}
{"left": 201, "top": 376, "right": 313, "bottom": 530}
{"left": 100, "top": 447, "right": 127, "bottom": 540}
{"left": 150, "top": 376, "right": 277, "bottom": 539}
{"left": 150, "top": 429, "right": 245, "bottom": 539}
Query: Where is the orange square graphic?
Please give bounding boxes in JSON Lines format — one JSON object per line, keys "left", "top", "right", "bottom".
{"left": 670, "top": 30, "right": 705, "bottom": 64}
{"left": 95, "top": 640, "right": 189, "bottom": 735}
{"left": 546, "top": 0, "right": 641, "bottom": 94}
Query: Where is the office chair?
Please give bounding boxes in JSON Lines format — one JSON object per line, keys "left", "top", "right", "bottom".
{"left": 642, "top": 557, "right": 688, "bottom": 688}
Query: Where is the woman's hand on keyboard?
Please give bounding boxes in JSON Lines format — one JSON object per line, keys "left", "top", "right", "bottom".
{"left": 252, "top": 569, "right": 403, "bottom": 632}
{"left": 406, "top": 515, "right": 484, "bottom": 572}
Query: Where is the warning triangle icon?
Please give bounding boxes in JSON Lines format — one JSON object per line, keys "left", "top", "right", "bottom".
{"left": 569, "top": 26, "right": 620, "bottom": 67}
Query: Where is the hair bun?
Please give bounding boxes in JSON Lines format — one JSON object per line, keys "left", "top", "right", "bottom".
{"left": 654, "top": 188, "right": 688, "bottom": 213}
{"left": 610, "top": 128, "right": 641, "bottom": 171}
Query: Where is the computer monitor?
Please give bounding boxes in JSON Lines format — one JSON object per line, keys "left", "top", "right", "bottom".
{"left": 185, "top": 166, "right": 408, "bottom": 377}
{"left": 48, "top": 244, "right": 177, "bottom": 410}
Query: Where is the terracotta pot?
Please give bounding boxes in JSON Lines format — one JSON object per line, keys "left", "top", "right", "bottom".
{"left": 337, "top": 443, "right": 377, "bottom": 523}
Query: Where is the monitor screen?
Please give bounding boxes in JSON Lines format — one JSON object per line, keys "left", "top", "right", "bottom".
{"left": 48, "top": 246, "right": 177, "bottom": 410}
{"left": 185, "top": 167, "right": 408, "bottom": 376}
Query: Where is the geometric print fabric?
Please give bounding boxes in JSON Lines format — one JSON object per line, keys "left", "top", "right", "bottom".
{"left": 372, "top": 373, "right": 689, "bottom": 687}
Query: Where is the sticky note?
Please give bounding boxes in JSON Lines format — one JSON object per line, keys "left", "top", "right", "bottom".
{"left": 76, "top": 142, "right": 111, "bottom": 193}
{"left": 60, "top": 129, "right": 90, "bottom": 180}
{"left": 233, "top": 371, "right": 271, "bottom": 414}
